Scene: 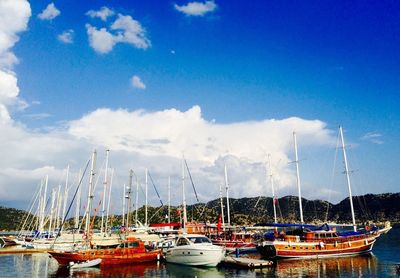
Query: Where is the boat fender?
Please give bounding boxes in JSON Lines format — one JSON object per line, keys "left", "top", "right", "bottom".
{"left": 348, "top": 242, "right": 352, "bottom": 247}
{"left": 157, "top": 254, "right": 160, "bottom": 261}
{"left": 319, "top": 242, "right": 325, "bottom": 248}
{"left": 365, "top": 239, "right": 368, "bottom": 245}
{"left": 334, "top": 241, "right": 338, "bottom": 247}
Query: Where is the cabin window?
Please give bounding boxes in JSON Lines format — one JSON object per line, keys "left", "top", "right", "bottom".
{"left": 176, "top": 238, "right": 189, "bottom": 246}
{"left": 129, "top": 242, "right": 139, "bottom": 248}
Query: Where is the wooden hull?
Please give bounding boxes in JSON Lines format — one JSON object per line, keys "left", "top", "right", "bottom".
{"left": 257, "top": 235, "right": 377, "bottom": 259}
{"left": 49, "top": 249, "right": 161, "bottom": 266}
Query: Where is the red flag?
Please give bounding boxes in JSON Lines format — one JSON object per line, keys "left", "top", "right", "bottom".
{"left": 274, "top": 196, "right": 278, "bottom": 205}
{"left": 217, "top": 215, "right": 222, "bottom": 233}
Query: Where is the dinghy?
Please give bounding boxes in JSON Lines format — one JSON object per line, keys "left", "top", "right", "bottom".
{"left": 69, "top": 258, "right": 101, "bottom": 269}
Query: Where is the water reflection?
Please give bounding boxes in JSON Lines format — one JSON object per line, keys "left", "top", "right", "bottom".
{"left": 2, "top": 252, "right": 399, "bottom": 277}
{"left": 274, "top": 253, "right": 395, "bottom": 277}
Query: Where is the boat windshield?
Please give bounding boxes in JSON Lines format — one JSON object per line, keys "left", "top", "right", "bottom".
{"left": 188, "top": 237, "right": 212, "bottom": 244}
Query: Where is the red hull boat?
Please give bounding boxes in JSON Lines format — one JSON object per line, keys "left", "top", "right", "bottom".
{"left": 48, "top": 237, "right": 161, "bottom": 266}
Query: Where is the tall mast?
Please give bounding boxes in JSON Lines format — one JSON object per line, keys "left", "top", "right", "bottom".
{"left": 224, "top": 164, "right": 231, "bottom": 227}
{"left": 74, "top": 169, "right": 82, "bottom": 229}
{"left": 105, "top": 168, "right": 114, "bottom": 233}
{"left": 268, "top": 154, "right": 278, "bottom": 223}
{"left": 182, "top": 157, "right": 187, "bottom": 229}
{"left": 61, "top": 165, "right": 69, "bottom": 232}
{"left": 126, "top": 170, "right": 133, "bottom": 228}
{"left": 135, "top": 173, "right": 139, "bottom": 226}
{"left": 339, "top": 126, "right": 357, "bottom": 232}
{"left": 293, "top": 132, "right": 304, "bottom": 224}
{"left": 145, "top": 168, "right": 148, "bottom": 226}
{"left": 55, "top": 184, "right": 61, "bottom": 230}
{"left": 49, "top": 189, "right": 56, "bottom": 235}
{"left": 168, "top": 176, "right": 171, "bottom": 224}
{"left": 122, "top": 183, "right": 126, "bottom": 227}
{"left": 219, "top": 182, "right": 225, "bottom": 231}
{"left": 39, "top": 175, "right": 49, "bottom": 234}
{"left": 85, "top": 150, "right": 97, "bottom": 235}
{"left": 100, "top": 149, "right": 110, "bottom": 234}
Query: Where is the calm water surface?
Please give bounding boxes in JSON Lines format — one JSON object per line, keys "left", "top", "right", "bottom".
{"left": 1, "top": 225, "right": 399, "bottom": 277}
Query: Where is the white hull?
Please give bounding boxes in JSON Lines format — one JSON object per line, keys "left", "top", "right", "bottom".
{"left": 166, "top": 246, "right": 225, "bottom": 267}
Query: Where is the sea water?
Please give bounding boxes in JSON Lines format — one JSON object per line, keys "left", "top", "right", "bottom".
{"left": 1, "top": 224, "right": 399, "bottom": 277}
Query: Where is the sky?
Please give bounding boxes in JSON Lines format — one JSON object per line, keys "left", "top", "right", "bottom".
{"left": 0, "top": 0, "right": 399, "bottom": 214}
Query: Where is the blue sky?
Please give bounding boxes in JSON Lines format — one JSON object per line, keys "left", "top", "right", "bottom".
{"left": 0, "top": 0, "right": 399, "bottom": 211}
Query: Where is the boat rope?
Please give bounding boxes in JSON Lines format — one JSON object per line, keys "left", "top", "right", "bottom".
{"left": 148, "top": 171, "right": 164, "bottom": 206}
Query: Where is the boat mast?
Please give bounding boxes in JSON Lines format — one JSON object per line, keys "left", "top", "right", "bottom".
{"left": 61, "top": 165, "right": 69, "bottom": 232}
{"left": 224, "top": 164, "right": 231, "bottom": 227}
{"left": 339, "top": 126, "right": 357, "bottom": 232}
{"left": 268, "top": 154, "right": 278, "bottom": 224}
{"left": 105, "top": 168, "right": 114, "bottom": 233}
{"left": 168, "top": 176, "right": 171, "bottom": 224}
{"left": 74, "top": 169, "right": 82, "bottom": 229}
{"left": 100, "top": 149, "right": 110, "bottom": 234}
{"left": 39, "top": 175, "right": 48, "bottom": 235}
{"left": 219, "top": 182, "right": 225, "bottom": 231}
{"left": 182, "top": 156, "right": 188, "bottom": 229}
{"left": 122, "top": 183, "right": 126, "bottom": 227}
{"left": 84, "top": 150, "right": 97, "bottom": 236}
{"left": 126, "top": 170, "right": 133, "bottom": 228}
{"left": 135, "top": 173, "right": 139, "bottom": 226}
{"left": 49, "top": 189, "right": 56, "bottom": 235}
{"left": 293, "top": 132, "right": 304, "bottom": 224}
{"left": 145, "top": 168, "right": 148, "bottom": 226}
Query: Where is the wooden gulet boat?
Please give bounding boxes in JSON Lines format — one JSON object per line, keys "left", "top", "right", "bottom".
{"left": 48, "top": 237, "right": 161, "bottom": 266}
{"left": 257, "top": 224, "right": 379, "bottom": 259}
{"left": 257, "top": 127, "right": 388, "bottom": 259}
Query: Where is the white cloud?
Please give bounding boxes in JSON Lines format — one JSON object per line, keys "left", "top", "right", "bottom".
{"left": 58, "top": 29, "right": 74, "bottom": 44}
{"left": 0, "top": 0, "right": 31, "bottom": 123}
{"left": 111, "top": 14, "right": 151, "bottom": 49}
{"left": 38, "top": 3, "right": 60, "bottom": 21}
{"left": 86, "top": 13, "right": 150, "bottom": 54}
{"left": 361, "top": 132, "right": 384, "bottom": 145}
{"left": 0, "top": 105, "right": 338, "bottom": 209}
{"left": 86, "top": 6, "right": 115, "bottom": 21}
{"left": 86, "top": 24, "right": 116, "bottom": 54}
{"left": 131, "top": 75, "right": 146, "bottom": 90}
{"left": 174, "top": 1, "right": 217, "bottom": 16}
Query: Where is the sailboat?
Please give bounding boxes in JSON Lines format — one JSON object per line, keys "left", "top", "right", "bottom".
{"left": 256, "top": 127, "right": 384, "bottom": 259}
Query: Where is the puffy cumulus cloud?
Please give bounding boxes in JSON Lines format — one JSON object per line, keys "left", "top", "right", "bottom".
{"left": 111, "top": 14, "right": 151, "bottom": 49}
{"left": 67, "top": 106, "right": 335, "bottom": 202}
{"left": 58, "top": 29, "right": 74, "bottom": 44}
{"left": 0, "top": 0, "right": 31, "bottom": 123}
{"left": 174, "top": 1, "right": 217, "bottom": 16}
{"left": 86, "top": 25, "right": 115, "bottom": 54}
{"left": 0, "top": 105, "right": 340, "bottom": 210}
{"left": 86, "top": 12, "right": 150, "bottom": 54}
{"left": 38, "top": 2, "right": 60, "bottom": 21}
{"left": 86, "top": 6, "right": 114, "bottom": 21}
{"left": 131, "top": 75, "right": 146, "bottom": 89}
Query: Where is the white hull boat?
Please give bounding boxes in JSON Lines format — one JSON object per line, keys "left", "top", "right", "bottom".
{"left": 165, "top": 234, "right": 225, "bottom": 267}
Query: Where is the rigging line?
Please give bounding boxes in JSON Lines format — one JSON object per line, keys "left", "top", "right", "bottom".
{"left": 183, "top": 158, "right": 207, "bottom": 218}
{"left": 184, "top": 159, "right": 200, "bottom": 203}
{"left": 147, "top": 171, "right": 164, "bottom": 206}
{"left": 325, "top": 132, "right": 340, "bottom": 222}
{"left": 51, "top": 158, "right": 91, "bottom": 248}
